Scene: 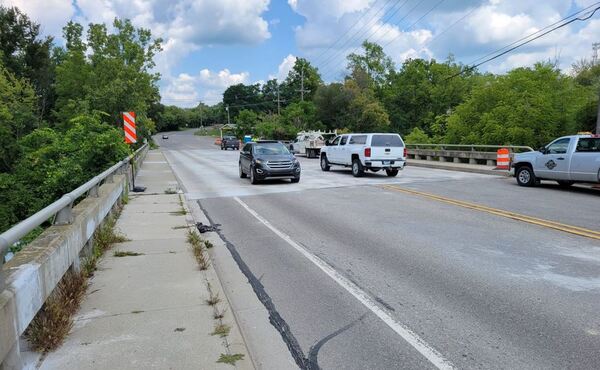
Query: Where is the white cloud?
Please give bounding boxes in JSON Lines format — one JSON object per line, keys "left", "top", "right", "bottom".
{"left": 162, "top": 68, "right": 250, "bottom": 107}
{"left": 0, "top": 0, "right": 74, "bottom": 38}
{"left": 269, "top": 54, "right": 297, "bottom": 81}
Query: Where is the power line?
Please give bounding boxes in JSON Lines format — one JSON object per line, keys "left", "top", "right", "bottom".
{"left": 446, "top": 4, "right": 600, "bottom": 80}
{"left": 309, "top": 0, "right": 385, "bottom": 65}
{"left": 322, "top": 0, "right": 418, "bottom": 75}
{"left": 318, "top": 0, "right": 415, "bottom": 77}
{"left": 322, "top": 0, "right": 443, "bottom": 80}
{"left": 469, "top": 2, "right": 600, "bottom": 66}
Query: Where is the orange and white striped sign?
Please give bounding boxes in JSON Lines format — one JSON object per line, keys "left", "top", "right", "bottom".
{"left": 496, "top": 148, "right": 510, "bottom": 170}
{"left": 123, "top": 111, "right": 137, "bottom": 144}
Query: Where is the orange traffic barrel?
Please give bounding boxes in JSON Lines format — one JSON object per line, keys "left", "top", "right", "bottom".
{"left": 496, "top": 148, "right": 510, "bottom": 170}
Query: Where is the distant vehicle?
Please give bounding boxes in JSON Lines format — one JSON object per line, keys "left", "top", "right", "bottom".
{"left": 221, "top": 135, "right": 240, "bottom": 150}
{"left": 512, "top": 134, "right": 600, "bottom": 187}
{"left": 239, "top": 141, "right": 301, "bottom": 184}
{"left": 162, "top": 135, "right": 169, "bottom": 139}
{"left": 320, "top": 133, "right": 406, "bottom": 177}
{"left": 289, "top": 131, "right": 336, "bottom": 158}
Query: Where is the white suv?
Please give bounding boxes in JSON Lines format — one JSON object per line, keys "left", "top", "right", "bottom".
{"left": 320, "top": 133, "right": 406, "bottom": 177}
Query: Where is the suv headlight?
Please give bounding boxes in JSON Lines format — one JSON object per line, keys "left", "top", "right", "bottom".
{"left": 254, "top": 159, "right": 263, "bottom": 165}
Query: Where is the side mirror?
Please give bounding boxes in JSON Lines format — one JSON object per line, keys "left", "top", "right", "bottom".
{"left": 325, "top": 140, "right": 331, "bottom": 146}
{"left": 538, "top": 147, "right": 546, "bottom": 154}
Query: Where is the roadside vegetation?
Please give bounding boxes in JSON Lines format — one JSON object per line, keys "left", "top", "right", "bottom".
{"left": 25, "top": 211, "right": 127, "bottom": 352}
{"left": 0, "top": 6, "right": 162, "bottom": 234}
{"left": 168, "top": 41, "right": 599, "bottom": 148}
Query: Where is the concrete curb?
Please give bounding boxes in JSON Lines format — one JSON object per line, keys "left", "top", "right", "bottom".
{"left": 407, "top": 161, "right": 511, "bottom": 177}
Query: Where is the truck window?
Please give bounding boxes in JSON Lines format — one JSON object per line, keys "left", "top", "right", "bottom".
{"left": 546, "top": 138, "right": 570, "bottom": 154}
{"left": 371, "top": 135, "right": 403, "bottom": 147}
{"left": 331, "top": 136, "right": 341, "bottom": 145}
{"left": 349, "top": 135, "right": 367, "bottom": 145}
{"left": 576, "top": 138, "right": 600, "bottom": 152}
{"left": 340, "top": 136, "right": 348, "bottom": 145}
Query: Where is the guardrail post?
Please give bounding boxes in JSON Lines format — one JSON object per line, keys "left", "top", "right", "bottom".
{"left": 54, "top": 195, "right": 75, "bottom": 225}
{"left": 105, "top": 173, "right": 114, "bottom": 184}
{"left": 88, "top": 184, "right": 99, "bottom": 198}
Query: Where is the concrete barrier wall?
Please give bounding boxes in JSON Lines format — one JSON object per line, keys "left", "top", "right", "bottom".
{"left": 0, "top": 175, "right": 127, "bottom": 368}
{"left": 407, "top": 149, "right": 499, "bottom": 166}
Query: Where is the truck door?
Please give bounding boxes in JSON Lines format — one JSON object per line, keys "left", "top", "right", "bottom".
{"left": 337, "top": 135, "right": 349, "bottom": 165}
{"left": 328, "top": 136, "right": 341, "bottom": 163}
{"left": 570, "top": 137, "right": 600, "bottom": 182}
{"left": 535, "top": 138, "right": 572, "bottom": 180}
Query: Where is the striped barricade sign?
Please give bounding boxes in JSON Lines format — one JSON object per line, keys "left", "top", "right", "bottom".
{"left": 496, "top": 148, "right": 510, "bottom": 170}
{"left": 123, "top": 112, "right": 137, "bottom": 144}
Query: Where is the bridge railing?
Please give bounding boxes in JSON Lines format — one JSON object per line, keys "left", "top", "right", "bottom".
{"left": 0, "top": 143, "right": 148, "bottom": 368}
{"left": 405, "top": 144, "right": 534, "bottom": 166}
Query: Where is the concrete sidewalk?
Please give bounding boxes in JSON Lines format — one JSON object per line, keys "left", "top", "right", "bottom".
{"left": 39, "top": 149, "right": 252, "bottom": 370}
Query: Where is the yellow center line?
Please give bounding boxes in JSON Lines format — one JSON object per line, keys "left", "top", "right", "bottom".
{"left": 380, "top": 184, "right": 600, "bottom": 240}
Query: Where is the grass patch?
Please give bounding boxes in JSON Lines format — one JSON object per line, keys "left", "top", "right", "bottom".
{"left": 187, "top": 230, "right": 210, "bottom": 270}
{"left": 164, "top": 188, "right": 177, "bottom": 194}
{"left": 113, "top": 251, "right": 144, "bottom": 257}
{"left": 170, "top": 209, "right": 187, "bottom": 216}
{"left": 194, "top": 127, "right": 220, "bottom": 137}
{"left": 149, "top": 139, "right": 160, "bottom": 149}
{"left": 83, "top": 213, "right": 128, "bottom": 277}
{"left": 24, "top": 270, "right": 88, "bottom": 352}
{"left": 131, "top": 310, "right": 144, "bottom": 314}
{"left": 172, "top": 225, "right": 189, "bottom": 230}
{"left": 217, "top": 353, "right": 245, "bottom": 365}
{"left": 211, "top": 323, "right": 230, "bottom": 337}
{"left": 204, "top": 240, "right": 214, "bottom": 249}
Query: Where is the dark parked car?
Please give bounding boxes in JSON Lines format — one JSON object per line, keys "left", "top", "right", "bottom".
{"left": 239, "top": 141, "right": 301, "bottom": 184}
{"left": 162, "top": 134, "right": 169, "bottom": 139}
{"left": 221, "top": 135, "right": 240, "bottom": 150}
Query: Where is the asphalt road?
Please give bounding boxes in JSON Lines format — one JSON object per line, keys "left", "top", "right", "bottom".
{"left": 159, "top": 130, "right": 600, "bottom": 370}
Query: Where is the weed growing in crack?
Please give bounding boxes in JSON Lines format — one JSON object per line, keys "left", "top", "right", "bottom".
{"left": 187, "top": 230, "right": 210, "bottom": 270}
{"left": 217, "top": 353, "right": 245, "bottom": 365}
{"left": 211, "top": 323, "right": 231, "bottom": 337}
{"left": 204, "top": 240, "right": 214, "bottom": 249}
{"left": 24, "top": 270, "right": 88, "bottom": 352}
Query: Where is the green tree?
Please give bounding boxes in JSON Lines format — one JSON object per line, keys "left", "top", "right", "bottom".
{"left": 223, "top": 83, "right": 262, "bottom": 116}
{"left": 381, "top": 57, "right": 475, "bottom": 135}
{"left": 281, "top": 58, "right": 322, "bottom": 103}
{"left": 313, "top": 83, "right": 355, "bottom": 130}
{"left": 0, "top": 6, "right": 55, "bottom": 122}
{"left": 54, "top": 18, "right": 162, "bottom": 137}
{"left": 444, "top": 63, "right": 593, "bottom": 147}
{"left": 0, "top": 60, "right": 37, "bottom": 172}
{"left": 347, "top": 41, "right": 394, "bottom": 89}
{"left": 235, "top": 109, "right": 260, "bottom": 137}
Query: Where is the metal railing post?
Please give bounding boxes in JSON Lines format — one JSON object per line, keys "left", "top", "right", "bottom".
{"left": 53, "top": 195, "right": 75, "bottom": 225}
{"left": 88, "top": 184, "right": 100, "bottom": 198}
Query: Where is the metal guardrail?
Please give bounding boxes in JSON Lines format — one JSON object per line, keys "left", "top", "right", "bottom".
{"left": 0, "top": 143, "right": 148, "bottom": 269}
{"left": 406, "top": 144, "right": 535, "bottom": 152}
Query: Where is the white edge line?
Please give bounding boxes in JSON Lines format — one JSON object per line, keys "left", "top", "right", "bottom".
{"left": 233, "top": 196, "right": 455, "bottom": 370}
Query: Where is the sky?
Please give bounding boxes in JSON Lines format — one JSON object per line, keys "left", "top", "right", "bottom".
{"left": 2, "top": 0, "right": 600, "bottom": 107}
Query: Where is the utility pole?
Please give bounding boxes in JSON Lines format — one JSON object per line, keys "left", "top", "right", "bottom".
{"left": 226, "top": 105, "right": 230, "bottom": 125}
{"left": 296, "top": 66, "right": 310, "bottom": 102}
{"left": 274, "top": 83, "right": 284, "bottom": 115}
{"left": 592, "top": 42, "right": 600, "bottom": 65}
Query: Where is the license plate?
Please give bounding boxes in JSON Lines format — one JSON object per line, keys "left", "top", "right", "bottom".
{"left": 382, "top": 161, "right": 391, "bottom": 165}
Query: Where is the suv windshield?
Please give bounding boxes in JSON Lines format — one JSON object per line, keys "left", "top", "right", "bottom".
{"left": 253, "top": 142, "right": 290, "bottom": 155}
{"left": 223, "top": 136, "right": 236, "bottom": 140}
{"left": 371, "top": 135, "right": 403, "bottom": 147}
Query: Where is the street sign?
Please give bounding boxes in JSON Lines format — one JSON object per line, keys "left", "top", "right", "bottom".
{"left": 123, "top": 112, "right": 137, "bottom": 144}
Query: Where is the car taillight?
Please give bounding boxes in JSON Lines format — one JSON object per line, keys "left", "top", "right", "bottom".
{"left": 365, "top": 147, "right": 371, "bottom": 157}
{"left": 403, "top": 147, "right": 407, "bottom": 158}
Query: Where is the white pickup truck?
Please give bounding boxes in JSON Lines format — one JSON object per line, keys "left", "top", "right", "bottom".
{"left": 512, "top": 134, "right": 600, "bottom": 187}
{"left": 320, "top": 133, "right": 406, "bottom": 177}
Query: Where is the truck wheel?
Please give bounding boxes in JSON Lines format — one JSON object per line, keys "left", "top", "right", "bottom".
{"left": 556, "top": 180, "right": 574, "bottom": 187}
{"left": 516, "top": 166, "right": 536, "bottom": 187}
{"left": 320, "top": 155, "right": 330, "bottom": 171}
{"left": 352, "top": 158, "right": 365, "bottom": 177}
{"left": 239, "top": 163, "right": 247, "bottom": 178}
{"left": 386, "top": 169, "right": 399, "bottom": 177}
{"left": 250, "top": 166, "right": 259, "bottom": 184}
